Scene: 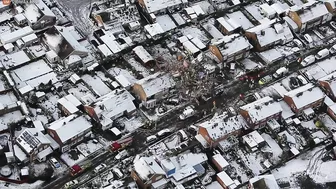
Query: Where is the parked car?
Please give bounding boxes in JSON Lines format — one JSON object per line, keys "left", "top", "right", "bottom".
{"left": 179, "top": 105, "right": 196, "bottom": 120}
{"left": 112, "top": 168, "right": 124, "bottom": 179}
{"left": 273, "top": 67, "right": 288, "bottom": 79}
{"left": 297, "top": 75, "right": 308, "bottom": 86}
{"left": 178, "top": 130, "right": 188, "bottom": 141}
{"left": 303, "top": 34, "right": 313, "bottom": 43}
{"left": 64, "top": 180, "right": 79, "bottom": 189}
{"left": 330, "top": 21, "right": 336, "bottom": 30}
{"left": 146, "top": 135, "right": 157, "bottom": 144}
{"left": 94, "top": 163, "right": 107, "bottom": 173}
{"left": 115, "top": 149, "right": 129, "bottom": 160}
{"left": 329, "top": 44, "right": 336, "bottom": 54}
{"left": 166, "top": 98, "right": 179, "bottom": 106}
{"left": 301, "top": 55, "right": 315, "bottom": 67}
{"left": 293, "top": 39, "right": 303, "bottom": 48}
{"left": 289, "top": 77, "right": 300, "bottom": 89}
{"left": 50, "top": 158, "right": 61, "bottom": 168}
{"left": 157, "top": 128, "right": 171, "bottom": 137}
{"left": 315, "top": 48, "right": 329, "bottom": 60}
{"left": 258, "top": 75, "right": 273, "bottom": 85}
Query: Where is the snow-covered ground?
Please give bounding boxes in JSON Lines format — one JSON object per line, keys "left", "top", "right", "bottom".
{"left": 0, "top": 111, "right": 24, "bottom": 132}
{"left": 127, "top": 58, "right": 150, "bottom": 77}
{"left": 76, "top": 140, "right": 104, "bottom": 157}
{"left": 108, "top": 67, "right": 138, "bottom": 84}
{"left": 261, "top": 133, "right": 283, "bottom": 163}
{"left": 118, "top": 117, "right": 145, "bottom": 133}
{"left": 60, "top": 150, "right": 85, "bottom": 167}
{"left": 39, "top": 93, "right": 60, "bottom": 121}
{"left": 0, "top": 180, "right": 43, "bottom": 189}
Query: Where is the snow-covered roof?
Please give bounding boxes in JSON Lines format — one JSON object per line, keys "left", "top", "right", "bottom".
{"left": 283, "top": 16, "right": 299, "bottom": 30}
{"left": 45, "top": 50, "right": 58, "bottom": 60}
{"left": 48, "top": 115, "right": 92, "bottom": 143}
{"left": 142, "top": 0, "right": 185, "bottom": 13}
{"left": 227, "top": 11, "right": 254, "bottom": 30}
{"left": 37, "top": 146, "right": 53, "bottom": 159}
{"left": 217, "top": 171, "right": 235, "bottom": 188}
{"left": 249, "top": 175, "right": 280, "bottom": 189}
{"left": 144, "top": 23, "right": 165, "bottom": 37}
{"left": 18, "top": 85, "right": 34, "bottom": 95}
{"left": 254, "top": 23, "right": 293, "bottom": 47}
{"left": 284, "top": 83, "right": 325, "bottom": 110}
{"left": 134, "top": 156, "right": 166, "bottom": 180}
{"left": 291, "top": 2, "right": 330, "bottom": 23}
{"left": 33, "top": 120, "right": 45, "bottom": 133}
{"left": 24, "top": 4, "right": 41, "bottom": 24}
{"left": 199, "top": 113, "right": 246, "bottom": 141}
{"left": 212, "top": 154, "right": 229, "bottom": 169}
{"left": 44, "top": 134, "right": 60, "bottom": 150}
{"left": 133, "top": 46, "right": 154, "bottom": 63}
{"left": 217, "top": 17, "right": 239, "bottom": 32}
{"left": 98, "top": 44, "right": 113, "bottom": 57}
{"left": 22, "top": 33, "right": 38, "bottom": 44}
{"left": 14, "top": 13, "right": 26, "bottom": 22}
{"left": 115, "top": 74, "right": 132, "bottom": 88}
{"left": 0, "top": 26, "right": 33, "bottom": 45}
{"left": 260, "top": 3, "right": 276, "bottom": 17}
{"left": 218, "top": 35, "right": 252, "bottom": 57}
{"left": 202, "top": 23, "right": 224, "bottom": 39}
{"left": 14, "top": 144, "right": 28, "bottom": 162}
{"left": 93, "top": 89, "right": 136, "bottom": 129}
{"left": 100, "top": 35, "right": 122, "bottom": 54}
{"left": 58, "top": 97, "right": 79, "bottom": 114}
{"left": 240, "top": 96, "right": 282, "bottom": 123}
{"left": 35, "top": 0, "right": 55, "bottom": 17}
{"left": 279, "top": 100, "right": 294, "bottom": 120}
{"left": 136, "top": 72, "right": 176, "bottom": 98}
{"left": 55, "top": 26, "right": 88, "bottom": 55}
{"left": 16, "top": 128, "right": 50, "bottom": 154}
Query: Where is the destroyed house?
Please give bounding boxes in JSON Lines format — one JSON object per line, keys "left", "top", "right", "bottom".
{"left": 240, "top": 96, "right": 283, "bottom": 128}
{"left": 288, "top": 2, "right": 332, "bottom": 33}
{"left": 44, "top": 26, "right": 88, "bottom": 60}
{"left": 209, "top": 34, "right": 252, "bottom": 63}
{"left": 245, "top": 20, "right": 294, "bottom": 51}
{"left": 198, "top": 113, "right": 246, "bottom": 147}
{"left": 84, "top": 89, "right": 137, "bottom": 130}
{"left": 133, "top": 72, "right": 176, "bottom": 109}
{"left": 23, "top": 0, "right": 56, "bottom": 30}
{"left": 47, "top": 115, "right": 92, "bottom": 152}
{"left": 284, "top": 83, "right": 325, "bottom": 114}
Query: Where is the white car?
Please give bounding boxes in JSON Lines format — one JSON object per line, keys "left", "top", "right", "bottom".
{"left": 303, "top": 34, "right": 313, "bottom": 43}
{"left": 330, "top": 44, "right": 336, "bottom": 54}
{"left": 179, "top": 105, "right": 195, "bottom": 120}
{"left": 94, "top": 163, "right": 107, "bottom": 173}
{"left": 330, "top": 21, "right": 336, "bottom": 30}
{"left": 301, "top": 55, "right": 315, "bottom": 67}
{"left": 293, "top": 39, "right": 303, "bottom": 48}
{"left": 115, "top": 149, "right": 129, "bottom": 160}
{"left": 297, "top": 75, "right": 308, "bottom": 85}
{"left": 157, "top": 128, "right": 171, "bottom": 137}
{"left": 50, "top": 158, "right": 61, "bottom": 168}
{"left": 64, "top": 180, "right": 79, "bottom": 189}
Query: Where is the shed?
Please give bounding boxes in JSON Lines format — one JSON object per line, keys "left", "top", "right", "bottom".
{"left": 132, "top": 46, "right": 154, "bottom": 64}
{"left": 22, "top": 33, "right": 38, "bottom": 45}
{"left": 45, "top": 50, "right": 59, "bottom": 63}
{"left": 3, "top": 43, "right": 14, "bottom": 53}
{"left": 14, "top": 13, "right": 27, "bottom": 25}
{"left": 16, "top": 39, "right": 24, "bottom": 49}
{"left": 212, "top": 154, "right": 229, "bottom": 171}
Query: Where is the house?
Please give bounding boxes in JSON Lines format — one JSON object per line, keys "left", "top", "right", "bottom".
{"left": 249, "top": 175, "right": 280, "bottom": 189}
{"left": 212, "top": 154, "right": 229, "bottom": 172}
{"left": 84, "top": 89, "right": 136, "bottom": 130}
{"left": 14, "top": 13, "right": 27, "bottom": 26}
{"left": 242, "top": 131, "right": 266, "bottom": 152}
{"left": 23, "top": 0, "right": 56, "bottom": 30}
{"left": 131, "top": 156, "right": 166, "bottom": 189}
{"left": 133, "top": 72, "right": 175, "bottom": 109}
{"left": 284, "top": 83, "right": 325, "bottom": 115}
{"left": 318, "top": 73, "right": 336, "bottom": 101}
{"left": 217, "top": 171, "right": 237, "bottom": 189}
{"left": 57, "top": 94, "right": 82, "bottom": 116}
{"left": 47, "top": 115, "right": 92, "bottom": 152}
{"left": 45, "top": 50, "right": 59, "bottom": 63}
{"left": 245, "top": 20, "right": 294, "bottom": 51}
{"left": 144, "top": 23, "right": 165, "bottom": 40}
{"left": 177, "top": 35, "right": 206, "bottom": 57}
{"left": 216, "top": 17, "right": 241, "bottom": 35}
{"left": 0, "top": 26, "right": 34, "bottom": 45}
{"left": 44, "top": 26, "right": 88, "bottom": 60}
{"left": 16, "top": 128, "right": 52, "bottom": 162}
{"left": 197, "top": 113, "right": 246, "bottom": 147}
{"left": 132, "top": 46, "right": 155, "bottom": 65}
{"left": 209, "top": 34, "right": 252, "bottom": 64}
{"left": 0, "top": 1, "right": 10, "bottom": 13}
{"left": 288, "top": 2, "right": 332, "bottom": 33}
{"left": 137, "top": 0, "right": 187, "bottom": 17}
{"left": 239, "top": 96, "right": 283, "bottom": 128}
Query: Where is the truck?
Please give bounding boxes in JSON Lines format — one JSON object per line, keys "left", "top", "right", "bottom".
{"left": 70, "top": 162, "right": 91, "bottom": 176}
{"left": 110, "top": 136, "right": 133, "bottom": 152}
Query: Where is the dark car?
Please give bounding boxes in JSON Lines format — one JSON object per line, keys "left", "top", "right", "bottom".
{"left": 289, "top": 77, "right": 300, "bottom": 89}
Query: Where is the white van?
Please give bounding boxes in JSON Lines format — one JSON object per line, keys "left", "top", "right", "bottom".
{"left": 329, "top": 44, "right": 336, "bottom": 54}
{"left": 273, "top": 67, "right": 288, "bottom": 78}
{"left": 315, "top": 48, "right": 329, "bottom": 60}
{"left": 301, "top": 55, "right": 315, "bottom": 67}
{"left": 146, "top": 135, "right": 157, "bottom": 143}
{"left": 178, "top": 130, "right": 188, "bottom": 141}
{"left": 157, "top": 129, "right": 171, "bottom": 137}
{"left": 112, "top": 168, "right": 124, "bottom": 179}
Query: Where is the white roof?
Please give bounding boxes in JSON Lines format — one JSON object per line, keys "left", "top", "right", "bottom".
{"left": 134, "top": 156, "right": 165, "bottom": 180}
{"left": 98, "top": 44, "right": 113, "bottom": 57}
{"left": 199, "top": 113, "right": 246, "bottom": 141}
{"left": 44, "top": 134, "right": 60, "bottom": 150}
{"left": 217, "top": 171, "right": 235, "bottom": 187}
{"left": 271, "top": 3, "right": 288, "bottom": 14}
{"left": 24, "top": 4, "right": 41, "bottom": 24}
{"left": 16, "top": 128, "right": 50, "bottom": 154}
{"left": 255, "top": 23, "right": 293, "bottom": 47}
{"left": 249, "top": 131, "right": 265, "bottom": 144}
{"left": 18, "top": 85, "right": 34, "bottom": 95}
{"left": 217, "top": 17, "right": 236, "bottom": 32}
{"left": 240, "top": 96, "right": 282, "bottom": 123}
{"left": 191, "top": 37, "right": 206, "bottom": 49}
{"left": 192, "top": 5, "right": 205, "bottom": 16}
{"left": 279, "top": 100, "right": 294, "bottom": 120}
{"left": 46, "top": 50, "right": 58, "bottom": 59}
{"left": 58, "top": 98, "right": 79, "bottom": 114}
{"left": 142, "top": 0, "right": 184, "bottom": 13}
{"left": 115, "top": 74, "right": 132, "bottom": 88}
{"left": 183, "top": 40, "right": 200, "bottom": 54}
{"left": 202, "top": 24, "right": 224, "bottom": 39}
{"left": 55, "top": 26, "right": 88, "bottom": 56}
{"left": 284, "top": 83, "right": 325, "bottom": 110}
{"left": 100, "top": 35, "right": 122, "bottom": 54}
{"left": 144, "top": 23, "right": 165, "bottom": 37}
{"left": 215, "top": 35, "right": 252, "bottom": 57}
{"left": 260, "top": 4, "right": 276, "bottom": 16}
{"left": 48, "top": 115, "right": 92, "bottom": 143}
{"left": 293, "top": 2, "right": 330, "bottom": 23}
{"left": 133, "top": 46, "right": 154, "bottom": 63}
{"left": 34, "top": 0, "right": 55, "bottom": 17}
{"left": 22, "top": 33, "right": 38, "bottom": 43}
{"left": 110, "top": 127, "right": 121, "bottom": 136}
{"left": 0, "top": 26, "right": 33, "bottom": 44}
{"left": 3, "top": 43, "right": 14, "bottom": 50}
{"left": 212, "top": 154, "right": 229, "bottom": 169}
{"left": 33, "top": 120, "right": 44, "bottom": 132}
{"left": 13, "top": 145, "right": 28, "bottom": 162}
{"left": 136, "top": 72, "right": 175, "bottom": 98}
{"left": 249, "top": 175, "right": 280, "bottom": 189}
{"left": 37, "top": 146, "right": 53, "bottom": 159}
{"left": 227, "top": 11, "right": 254, "bottom": 30}
{"left": 242, "top": 134, "right": 258, "bottom": 148}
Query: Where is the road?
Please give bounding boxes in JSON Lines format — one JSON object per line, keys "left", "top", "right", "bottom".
{"left": 55, "top": 0, "right": 93, "bottom": 36}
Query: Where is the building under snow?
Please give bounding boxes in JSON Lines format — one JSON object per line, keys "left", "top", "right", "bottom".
{"left": 22, "top": 0, "right": 56, "bottom": 30}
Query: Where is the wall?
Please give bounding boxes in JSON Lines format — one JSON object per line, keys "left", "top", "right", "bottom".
{"left": 319, "top": 80, "right": 335, "bottom": 101}
{"left": 209, "top": 45, "right": 223, "bottom": 62}
{"left": 288, "top": 11, "right": 302, "bottom": 32}
{"left": 133, "top": 83, "right": 147, "bottom": 101}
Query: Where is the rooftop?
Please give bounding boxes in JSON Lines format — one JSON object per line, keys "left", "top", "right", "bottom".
{"left": 136, "top": 72, "right": 176, "bottom": 98}
{"left": 134, "top": 156, "right": 166, "bottom": 180}
{"left": 142, "top": 0, "right": 185, "bottom": 14}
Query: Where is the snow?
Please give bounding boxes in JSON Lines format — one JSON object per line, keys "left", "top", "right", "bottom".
{"left": 0, "top": 180, "right": 43, "bottom": 189}
{"left": 227, "top": 11, "right": 254, "bottom": 30}
{"left": 26, "top": 72, "right": 58, "bottom": 88}
{"left": 0, "top": 50, "right": 31, "bottom": 69}
{"left": 172, "top": 13, "right": 186, "bottom": 26}
{"left": 0, "top": 92, "right": 18, "bottom": 106}
{"left": 76, "top": 140, "right": 104, "bottom": 157}
{"left": 118, "top": 117, "right": 145, "bottom": 133}
{"left": 202, "top": 23, "right": 224, "bottom": 39}
{"left": 320, "top": 114, "right": 336, "bottom": 133}
{"left": 81, "top": 74, "right": 112, "bottom": 97}
{"left": 164, "top": 135, "right": 180, "bottom": 150}
{"left": 108, "top": 67, "right": 138, "bottom": 84}
{"left": 245, "top": 2, "right": 265, "bottom": 21}
{"left": 44, "top": 33, "right": 63, "bottom": 51}
{"left": 39, "top": 93, "right": 60, "bottom": 121}
{"left": 261, "top": 133, "right": 283, "bottom": 163}
{"left": 0, "top": 111, "right": 24, "bottom": 132}
{"left": 13, "top": 59, "right": 52, "bottom": 82}
{"left": 313, "top": 160, "right": 336, "bottom": 183}
{"left": 181, "top": 26, "right": 209, "bottom": 42}
{"left": 142, "top": 0, "right": 184, "bottom": 13}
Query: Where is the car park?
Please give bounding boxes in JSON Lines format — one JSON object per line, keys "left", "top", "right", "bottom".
{"left": 50, "top": 158, "right": 61, "bottom": 168}
{"left": 303, "top": 34, "right": 313, "bottom": 43}
{"left": 293, "top": 39, "right": 303, "bottom": 48}
{"left": 94, "top": 163, "right": 107, "bottom": 173}
{"left": 258, "top": 75, "right": 273, "bottom": 85}
{"left": 301, "top": 55, "right": 315, "bottom": 67}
